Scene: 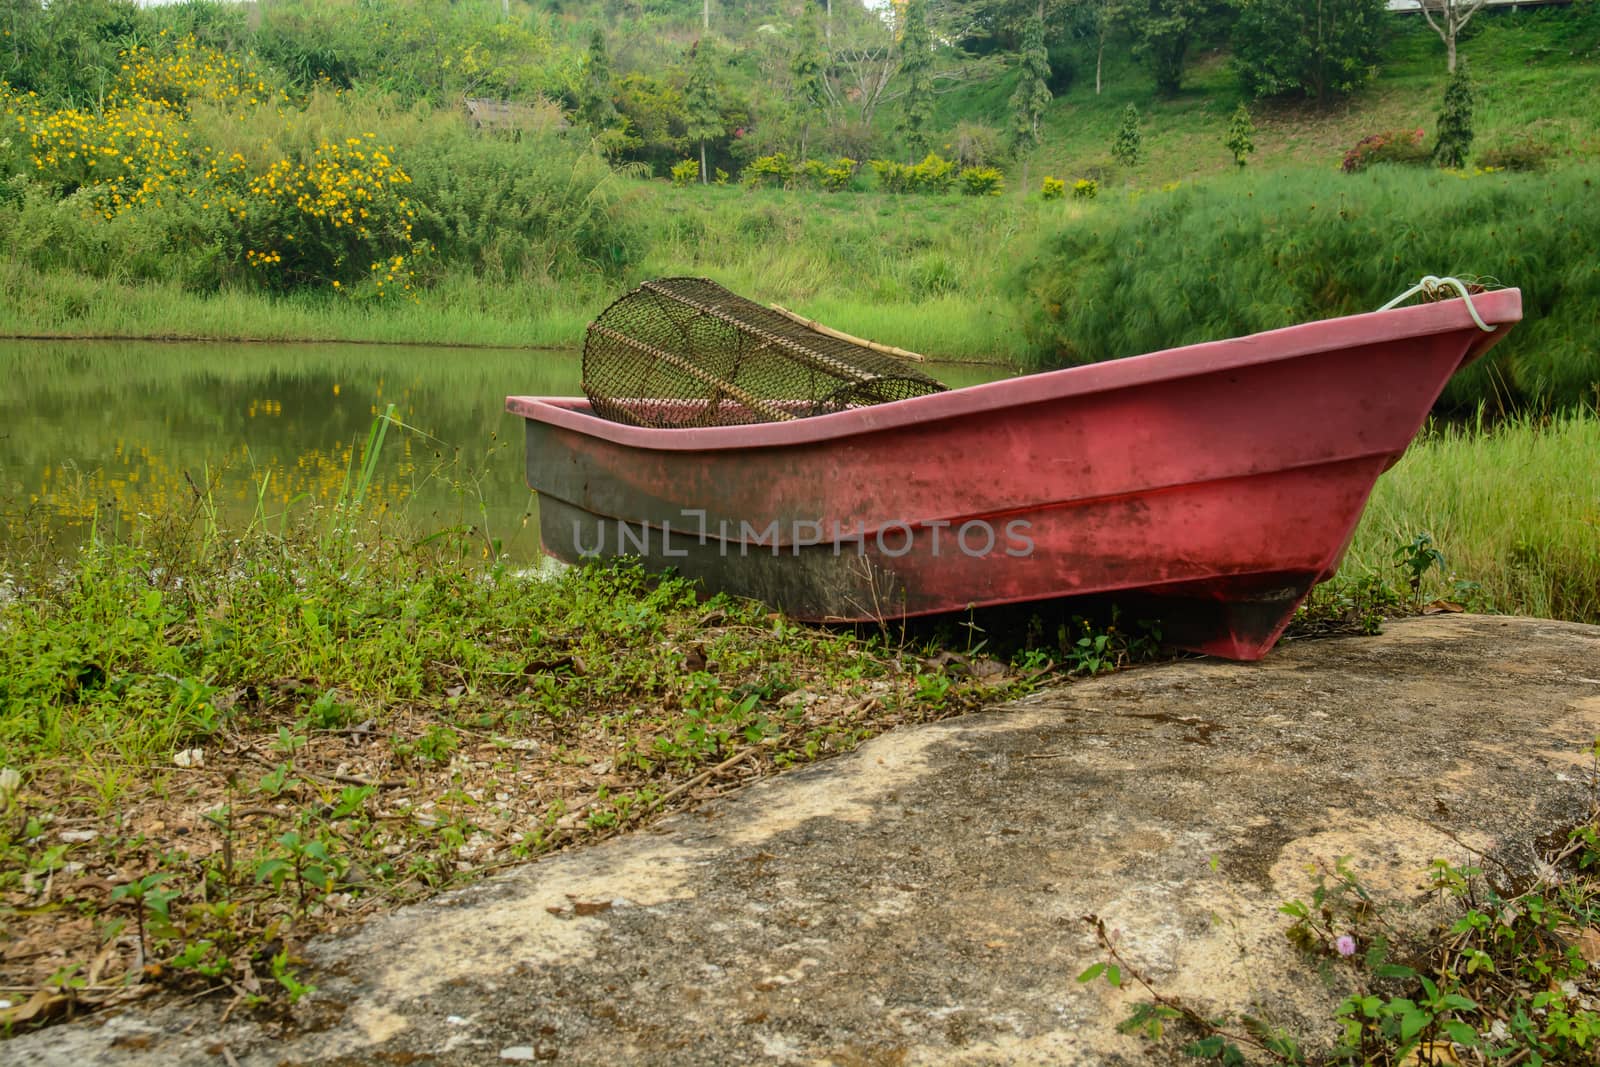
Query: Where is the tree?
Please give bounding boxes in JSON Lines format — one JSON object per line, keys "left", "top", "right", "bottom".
{"left": 1223, "top": 102, "right": 1254, "bottom": 166}
{"left": 828, "top": 14, "right": 900, "bottom": 126}
{"left": 1232, "top": 0, "right": 1386, "bottom": 104}
{"left": 1085, "top": 0, "right": 1120, "bottom": 95}
{"left": 898, "top": 0, "right": 936, "bottom": 158}
{"left": 578, "top": 29, "right": 617, "bottom": 132}
{"left": 1418, "top": 0, "right": 1488, "bottom": 74}
{"left": 1127, "top": 0, "right": 1207, "bottom": 96}
{"left": 684, "top": 42, "right": 724, "bottom": 185}
{"left": 1009, "top": 8, "right": 1052, "bottom": 152}
{"left": 1112, "top": 102, "right": 1142, "bottom": 165}
{"left": 1433, "top": 59, "right": 1473, "bottom": 167}
{"left": 790, "top": 3, "right": 830, "bottom": 159}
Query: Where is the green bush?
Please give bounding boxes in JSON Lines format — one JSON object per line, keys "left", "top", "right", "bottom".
{"left": 1072, "top": 178, "right": 1099, "bottom": 200}
{"left": 1232, "top": 0, "right": 1386, "bottom": 103}
{"left": 959, "top": 166, "right": 1004, "bottom": 197}
{"left": 817, "top": 157, "right": 858, "bottom": 192}
{"left": 1224, "top": 104, "right": 1256, "bottom": 168}
{"left": 1112, "top": 104, "right": 1142, "bottom": 168}
{"left": 671, "top": 158, "right": 700, "bottom": 186}
{"left": 869, "top": 159, "right": 913, "bottom": 193}
{"left": 1476, "top": 136, "right": 1559, "bottom": 172}
{"left": 870, "top": 153, "right": 957, "bottom": 194}
{"left": 1041, "top": 176, "right": 1066, "bottom": 200}
{"left": 400, "top": 133, "right": 634, "bottom": 283}
{"left": 1013, "top": 166, "right": 1600, "bottom": 411}
{"left": 743, "top": 152, "right": 796, "bottom": 189}
{"left": 949, "top": 122, "right": 1002, "bottom": 168}
{"left": 1433, "top": 62, "right": 1475, "bottom": 170}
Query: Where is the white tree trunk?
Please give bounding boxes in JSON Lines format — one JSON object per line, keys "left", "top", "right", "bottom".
{"left": 700, "top": 140, "right": 708, "bottom": 184}
{"left": 1420, "top": 0, "right": 1487, "bottom": 74}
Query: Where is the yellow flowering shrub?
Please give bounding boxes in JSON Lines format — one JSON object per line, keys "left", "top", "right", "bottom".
{"left": 113, "top": 32, "right": 287, "bottom": 113}
{"left": 1, "top": 34, "right": 424, "bottom": 297}
{"left": 5, "top": 93, "right": 190, "bottom": 216}
{"left": 224, "top": 136, "right": 428, "bottom": 295}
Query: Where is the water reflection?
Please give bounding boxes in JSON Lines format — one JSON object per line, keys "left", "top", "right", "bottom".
{"left": 0, "top": 339, "right": 1012, "bottom": 558}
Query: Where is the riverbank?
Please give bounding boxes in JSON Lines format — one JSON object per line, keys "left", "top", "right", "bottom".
{"left": 0, "top": 255, "right": 1027, "bottom": 364}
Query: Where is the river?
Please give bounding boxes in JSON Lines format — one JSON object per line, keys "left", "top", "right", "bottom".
{"left": 0, "top": 340, "right": 1012, "bottom": 557}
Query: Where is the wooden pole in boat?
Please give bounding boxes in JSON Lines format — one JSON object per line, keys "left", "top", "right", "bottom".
{"left": 766, "top": 305, "right": 929, "bottom": 363}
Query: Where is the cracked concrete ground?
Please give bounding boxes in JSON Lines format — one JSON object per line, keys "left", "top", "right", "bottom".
{"left": 10, "top": 614, "right": 1600, "bottom": 1066}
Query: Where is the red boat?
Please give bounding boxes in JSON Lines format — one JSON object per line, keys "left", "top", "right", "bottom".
{"left": 508, "top": 288, "right": 1521, "bottom": 660}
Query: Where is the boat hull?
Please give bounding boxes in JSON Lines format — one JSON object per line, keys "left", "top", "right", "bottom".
{"left": 509, "top": 290, "right": 1521, "bottom": 660}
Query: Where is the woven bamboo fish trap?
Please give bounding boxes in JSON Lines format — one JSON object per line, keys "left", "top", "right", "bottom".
{"left": 582, "top": 277, "right": 947, "bottom": 429}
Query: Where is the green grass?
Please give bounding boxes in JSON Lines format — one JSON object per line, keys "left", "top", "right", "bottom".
{"left": 4, "top": 8, "right": 1597, "bottom": 379}
{"left": 625, "top": 184, "right": 1041, "bottom": 362}
{"left": 1344, "top": 408, "right": 1600, "bottom": 624}
{"left": 0, "top": 260, "right": 597, "bottom": 349}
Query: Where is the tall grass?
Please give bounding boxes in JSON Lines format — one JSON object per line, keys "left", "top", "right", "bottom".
{"left": 1015, "top": 165, "right": 1600, "bottom": 411}
{"left": 1345, "top": 408, "right": 1600, "bottom": 623}
{"left": 625, "top": 185, "right": 1041, "bottom": 362}
{"left": 0, "top": 260, "right": 598, "bottom": 348}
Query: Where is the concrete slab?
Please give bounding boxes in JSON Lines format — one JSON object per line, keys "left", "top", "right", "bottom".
{"left": 10, "top": 614, "right": 1600, "bottom": 1066}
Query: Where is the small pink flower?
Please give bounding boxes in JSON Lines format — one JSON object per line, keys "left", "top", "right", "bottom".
{"left": 1335, "top": 934, "right": 1357, "bottom": 957}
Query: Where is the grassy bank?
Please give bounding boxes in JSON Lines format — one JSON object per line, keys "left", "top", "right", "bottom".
{"left": 0, "top": 186, "right": 1041, "bottom": 363}
{"left": 0, "top": 494, "right": 1067, "bottom": 1028}
{"left": 0, "top": 260, "right": 597, "bottom": 349}
{"left": 4, "top": 9, "right": 1597, "bottom": 385}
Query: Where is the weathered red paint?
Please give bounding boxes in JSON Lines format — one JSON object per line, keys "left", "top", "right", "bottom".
{"left": 508, "top": 290, "right": 1521, "bottom": 660}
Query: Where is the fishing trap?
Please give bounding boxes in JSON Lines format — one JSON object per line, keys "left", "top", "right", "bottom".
{"left": 582, "top": 277, "right": 947, "bottom": 429}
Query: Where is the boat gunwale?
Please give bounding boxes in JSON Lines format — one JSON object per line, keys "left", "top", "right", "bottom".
{"left": 505, "top": 290, "right": 1522, "bottom": 451}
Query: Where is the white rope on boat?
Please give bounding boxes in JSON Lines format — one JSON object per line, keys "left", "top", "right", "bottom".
{"left": 1379, "top": 275, "right": 1496, "bottom": 332}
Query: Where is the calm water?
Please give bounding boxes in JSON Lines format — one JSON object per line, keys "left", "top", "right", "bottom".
{"left": 0, "top": 339, "right": 1012, "bottom": 557}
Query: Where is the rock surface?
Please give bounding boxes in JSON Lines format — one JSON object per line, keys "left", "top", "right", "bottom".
{"left": 11, "top": 614, "right": 1600, "bottom": 1066}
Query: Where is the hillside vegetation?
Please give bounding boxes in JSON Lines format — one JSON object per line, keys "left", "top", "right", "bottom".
{"left": 1, "top": 0, "right": 1597, "bottom": 406}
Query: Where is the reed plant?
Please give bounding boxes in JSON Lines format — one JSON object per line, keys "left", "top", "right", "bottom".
{"left": 1015, "top": 165, "right": 1600, "bottom": 411}
{"left": 1344, "top": 408, "right": 1600, "bottom": 624}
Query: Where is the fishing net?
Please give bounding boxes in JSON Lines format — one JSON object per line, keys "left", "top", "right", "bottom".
{"left": 582, "top": 277, "right": 947, "bottom": 428}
